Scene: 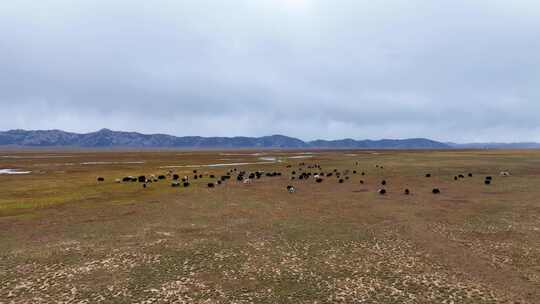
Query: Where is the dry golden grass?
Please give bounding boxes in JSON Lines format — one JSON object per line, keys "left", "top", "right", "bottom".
{"left": 0, "top": 149, "right": 539, "bottom": 303}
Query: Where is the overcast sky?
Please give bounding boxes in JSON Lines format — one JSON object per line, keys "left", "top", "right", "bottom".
{"left": 1, "top": 0, "right": 539, "bottom": 142}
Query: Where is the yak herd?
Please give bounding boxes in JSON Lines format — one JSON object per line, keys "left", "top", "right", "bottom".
{"left": 95, "top": 160, "right": 510, "bottom": 196}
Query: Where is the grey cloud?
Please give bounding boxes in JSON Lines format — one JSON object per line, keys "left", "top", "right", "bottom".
{"left": 1, "top": 0, "right": 539, "bottom": 142}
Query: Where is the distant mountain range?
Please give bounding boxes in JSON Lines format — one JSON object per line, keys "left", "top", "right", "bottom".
{"left": 0, "top": 129, "right": 537, "bottom": 149}
{"left": 446, "top": 142, "right": 540, "bottom": 149}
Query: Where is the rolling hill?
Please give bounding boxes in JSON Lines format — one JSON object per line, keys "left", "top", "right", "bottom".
{"left": 0, "top": 129, "right": 453, "bottom": 149}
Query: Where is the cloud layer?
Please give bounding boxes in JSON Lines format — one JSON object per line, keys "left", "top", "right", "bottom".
{"left": 1, "top": 0, "right": 539, "bottom": 142}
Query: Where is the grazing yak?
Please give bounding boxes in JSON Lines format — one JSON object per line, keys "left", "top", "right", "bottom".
{"left": 404, "top": 189, "right": 410, "bottom": 195}
{"left": 338, "top": 179, "right": 344, "bottom": 183}
{"left": 287, "top": 185, "right": 296, "bottom": 193}
{"left": 172, "top": 174, "right": 180, "bottom": 180}
{"left": 207, "top": 183, "right": 215, "bottom": 188}
{"left": 138, "top": 176, "right": 146, "bottom": 183}
{"left": 97, "top": 177, "right": 105, "bottom": 182}
{"left": 432, "top": 188, "right": 441, "bottom": 194}
{"left": 171, "top": 181, "right": 180, "bottom": 187}
{"left": 378, "top": 189, "right": 386, "bottom": 195}
{"left": 316, "top": 178, "right": 323, "bottom": 183}
{"left": 425, "top": 173, "right": 431, "bottom": 178}
{"left": 381, "top": 180, "right": 387, "bottom": 186}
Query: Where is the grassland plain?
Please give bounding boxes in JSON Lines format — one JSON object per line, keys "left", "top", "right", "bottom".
{"left": 0, "top": 149, "right": 539, "bottom": 303}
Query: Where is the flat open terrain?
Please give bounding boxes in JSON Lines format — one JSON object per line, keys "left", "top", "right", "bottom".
{"left": 1, "top": 149, "right": 539, "bottom": 303}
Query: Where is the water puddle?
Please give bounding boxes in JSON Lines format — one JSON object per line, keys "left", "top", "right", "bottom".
{"left": 287, "top": 155, "right": 314, "bottom": 159}
{"left": 0, "top": 169, "right": 32, "bottom": 175}
{"left": 259, "top": 157, "right": 277, "bottom": 161}
{"left": 80, "top": 161, "right": 145, "bottom": 165}
{"left": 160, "top": 161, "right": 276, "bottom": 169}
{"left": 219, "top": 153, "right": 266, "bottom": 156}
